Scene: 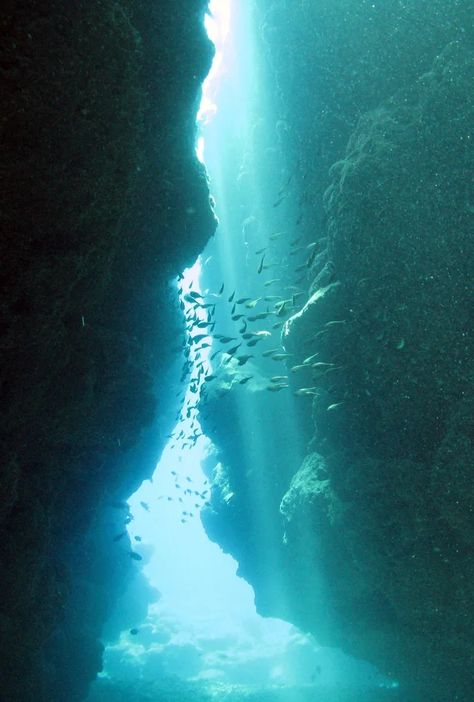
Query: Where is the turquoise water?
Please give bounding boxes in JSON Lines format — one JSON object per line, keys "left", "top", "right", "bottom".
{"left": 92, "top": 1, "right": 473, "bottom": 699}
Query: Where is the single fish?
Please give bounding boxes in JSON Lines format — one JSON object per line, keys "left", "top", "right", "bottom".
{"left": 255, "top": 247, "right": 267, "bottom": 255}
{"left": 191, "top": 333, "right": 209, "bottom": 344}
{"left": 266, "top": 383, "right": 288, "bottom": 392}
{"left": 271, "top": 353, "right": 293, "bottom": 361}
{"left": 270, "top": 375, "right": 288, "bottom": 382}
{"left": 245, "top": 298, "right": 262, "bottom": 309}
{"left": 325, "top": 320, "right": 346, "bottom": 327}
{"left": 228, "top": 291, "right": 235, "bottom": 302}
{"left": 274, "top": 299, "right": 293, "bottom": 317}
{"left": 248, "top": 311, "right": 273, "bottom": 321}
{"left": 183, "top": 294, "right": 202, "bottom": 305}
{"left": 258, "top": 254, "right": 265, "bottom": 274}
{"left": 327, "top": 402, "right": 345, "bottom": 411}
{"left": 236, "top": 354, "right": 254, "bottom": 366}
{"left": 307, "top": 247, "right": 319, "bottom": 268}
{"left": 291, "top": 364, "right": 309, "bottom": 373}
{"left": 303, "top": 352, "right": 320, "bottom": 365}
{"left": 218, "top": 336, "right": 237, "bottom": 343}
{"left": 294, "top": 387, "right": 319, "bottom": 397}
{"left": 227, "top": 343, "right": 242, "bottom": 355}
{"left": 239, "top": 376, "right": 252, "bottom": 384}
{"left": 263, "top": 347, "right": 282, "bottom": 357}
{"left": 129, "top": 552, "right": 143, "bottom": 561}
{"left": 264, "top": 278, "right": 281, "bottom": 287}
{"left": 236, "top": 297, "right": 252, "bottom": 304}
{"left": 113, "top": 532, "right": 127, "bottom": 542}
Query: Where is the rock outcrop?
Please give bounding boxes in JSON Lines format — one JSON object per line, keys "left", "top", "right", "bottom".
{"left": 0, "top": 2, "right": 216, "bottom": 700}
{"left": 200, "top": 1, "right": 473, "bottom": 697}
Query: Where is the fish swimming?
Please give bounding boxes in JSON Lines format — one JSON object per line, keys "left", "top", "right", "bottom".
{"left": 218, "top": 336, "right": 237, "bottom": 343}
{"left": 294, "top": 387, "right": 319, "bottom": 397}
{"left": 303, "top": 352, "right": 319, "bottom": 365}
{"left": 327, "top": 402, "right": 345, "bottom": 411}
{"left": 113, "top": 532, "right": 127, "bottom": 542}
{"left": 245, "top": 298, "right": 262, "bottom": 309}
{"left": 262, "top": 347, "right": 282, "bottom": 357}
{"left": 271, "top": 353, "right": 293, "bottom": 361}
{"left": 239, "top": 376, "right": 252, "bottom": 384}
{"left": 248, "top": 311, "right": 272, "bottom": 321}
{"left": 236, "top": 354, "right": 254, "bottom": 365}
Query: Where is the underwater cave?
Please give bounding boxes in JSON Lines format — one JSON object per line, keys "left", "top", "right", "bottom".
{"left": 1, "top": 1, "right": 473, "bottom": 701}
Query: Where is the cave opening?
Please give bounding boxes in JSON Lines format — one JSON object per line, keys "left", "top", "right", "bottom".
{"left": 88, "top": 1, "right": 390, "bottom": 699}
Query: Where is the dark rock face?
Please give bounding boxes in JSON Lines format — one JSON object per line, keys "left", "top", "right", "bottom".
{"left": 0, "top": 2, "right": 216, "bottom": 700}
{"left": 286, "top": 41, "right": 473, "bottom": 695}
{"left": 199, "top": 2, "right": 473, "bottom": 698}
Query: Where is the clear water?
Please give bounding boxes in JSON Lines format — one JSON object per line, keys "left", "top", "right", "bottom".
{"left": 89, "top": 1, "right": 402, "bottom": 698}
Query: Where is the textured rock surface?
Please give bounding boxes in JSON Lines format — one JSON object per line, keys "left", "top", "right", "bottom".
{"left": 283, "top": 42, "right": 474, "bottom": 693}
{"left": 199, "top": 364, "right": 307, "bottom": 616}
{"left": 0, "top": 2, "right": 215, "bottom": 700}
{"left": 200, "top": 2, "right": 473, "bottom": 698}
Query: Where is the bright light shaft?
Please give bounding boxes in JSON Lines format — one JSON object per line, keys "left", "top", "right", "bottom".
{"left": 196, "top": 0, "right": 233, "bottom": 162}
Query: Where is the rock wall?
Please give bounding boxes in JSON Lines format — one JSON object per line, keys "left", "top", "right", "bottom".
{"left": 199, "top": 2, "right": 473, "bottom": 698}
{"left": 0, "top": 2, "right": 216, "bottom": 700}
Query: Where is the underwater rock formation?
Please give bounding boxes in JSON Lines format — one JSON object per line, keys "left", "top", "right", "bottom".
{"left": 0, "top": 1, "right": 215, "bottom": 700}
{"left": 199, "top": 361, "right": 307, "bottom": 616}
{"left": 200, "top": 4, "right": 473, "bottom": 698}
